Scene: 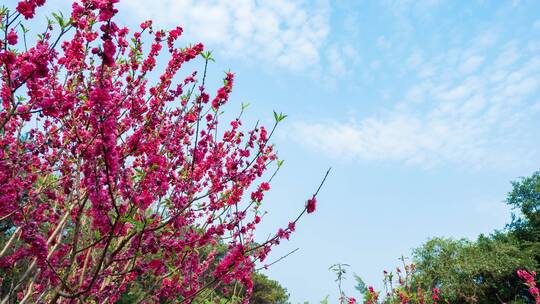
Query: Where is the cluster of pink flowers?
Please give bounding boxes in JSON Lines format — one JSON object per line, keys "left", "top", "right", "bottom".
{"left": 0, "top": 1, "right": 325, "bottom": 303}
{"left": 359, "top": 262, "right": 442, "bottom": 304}
{"left": 364, "top": 286, "right": 380, "bottom": 304}
{"left": 518, "top": 269, "right": 540, "bottom": 303}
{"left": 431, "top": 287, "right": 439, "bottom": 303}
{"left": 16, "top": 0, "right": 46, "bottom": 19}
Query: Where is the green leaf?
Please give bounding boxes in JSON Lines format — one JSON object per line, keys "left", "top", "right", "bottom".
{"left": 201, "top": 51, "right": 215, "bottom": 62}
{"left": 20, "top": 24, "right": 29, "bottom": 33}
{"left": 320, "top": 295, "right": 330, "bottom": 304}
{"left": 353, "top": 273, "right": 368, "bottom": 294}
{"left": 123, "top": 216, "right": 144, "bottom": 230}
{"left": 273, "top": 110, "right": 287, "bottom": 123}
{"left": 51, "top": 12, "right": 65, "bottom": 28}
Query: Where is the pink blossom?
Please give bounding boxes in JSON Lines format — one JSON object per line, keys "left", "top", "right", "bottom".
{"left": 0, "top": 1, "right": 323, "bottom": 302}
{"left": 306, "top": 196, "right": 317, "bottom": 213}
{"left": 7, "top": 30, "right": 18, "bottom": 45}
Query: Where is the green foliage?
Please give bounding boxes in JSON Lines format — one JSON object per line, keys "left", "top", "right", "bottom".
{"left": 320, "top": 295, "right": 330, "bottom": 304}
{"left": 251, "top": 272, "right": 290, "bottom": 304}
{"left": 410, "top": 171, "right": 540, "bottom": 304}
{"left": 193, "top": 272, "right": 290, "bottom": 304}
{"left": 201, "top": 51, "right": 215, "bottom": 62}
{"left": 273, "top": 111, "right": 287, "bottom": 123}
{"left": 353, "top": 273, "right": 367, "bottom": 294}
{"left": 329, "top": 263, "right": 350, "bottom": 303}
{"left": 412, "top": 235, "right": 536, "bottom": 303}
{"left": 507, "top": 171, "right": 540, "bottom": 242}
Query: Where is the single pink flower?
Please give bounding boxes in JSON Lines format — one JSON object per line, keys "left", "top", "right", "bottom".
{"left": 306, "top": 196, "right": 317, "bottom": 213}
{"left": 7, "top": 30, "right": 18, "bottom": 45}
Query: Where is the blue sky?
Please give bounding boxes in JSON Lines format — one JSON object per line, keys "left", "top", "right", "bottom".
{"left": 11, "top": 0, "right": 540, "bottom": 302}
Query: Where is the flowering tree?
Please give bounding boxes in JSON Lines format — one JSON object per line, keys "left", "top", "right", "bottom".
{"left": 361, "top": 262, "right": 441, "bottom": 304}
{"left": 0, "top": 1, "right": 327, "bottom": 303}
{"left": 517, "top": 270, "right": 540, "bottom": 303}
{"left": 327, "top": 260, "right": 442, "bottom": 304}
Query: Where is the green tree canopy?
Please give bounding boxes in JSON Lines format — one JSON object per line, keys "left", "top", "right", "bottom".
{"left": 412, "top": 235, "right": 536, "bottom": 303}
{"left": 410, "top": 171, "right": 540, "bottom": 303}
{"left": 507, "top": 171, "right": 540, "bottom": 242}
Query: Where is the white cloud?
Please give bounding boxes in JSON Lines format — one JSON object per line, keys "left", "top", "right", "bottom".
{"left": 495, "top": 43, "right": 520, "bottom": 68}
{"left": 325, "top": 43, "right": 360, "bottom": 77}
{"left": 458, "top": 55, "right": 484, "bottom": 75}
{"left": 327, "top": 47, "right": 346, "bottom": 76}
{"left": 289, "top": 38, "right": 540, "bottom": 170}
{"left": 119, "top": 0, "right": 330, "bottom": 71}
{"left": 406, "top": 50, "right": 423, "bottom": 69}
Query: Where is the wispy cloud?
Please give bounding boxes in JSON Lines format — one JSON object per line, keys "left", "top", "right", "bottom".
{"left": 290, "top": 37, "right": 540, "bottom": 170}
{"left": 325, "top": 43, "right": 360, "bottom": 78}
{"left": 120, "top": 0, "right": 330, "bottom": 71}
